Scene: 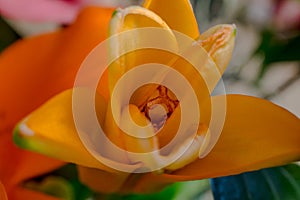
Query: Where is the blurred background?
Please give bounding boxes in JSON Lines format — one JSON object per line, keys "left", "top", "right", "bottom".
{"left": 1, "top": 0, "right": 299, "bottom": 199}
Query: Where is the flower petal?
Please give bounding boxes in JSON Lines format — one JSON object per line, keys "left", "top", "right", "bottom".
{"left": 0, "top": 132, "right": 64, "bottom": 188}
{"left": 196, "top": 24, "right": 236, "bottom": 80}
{"left": 0, "top": 120, "right": 64, "bottom": 191}
{"left": 11, "top": 186, "right": 59, "bottom": 200}
{"left": 0, "top": 7, "right": 113, "bottom": 191}
{"left": 131, "top": 95, "right": 300, "bottom": 193}
{"left": 143, "top": 0, "right": 199, "bottom": 38}
{"left": 0, "top": 7, "right": 112, "bottom": 124}
{"left": 0, "top": 182, "right": 7, "bottom": 200}
{"left": 13, "top": 89, "right": 103, "bottom": 169}
{"left": 14, "top": 89, "right": 141, "bottom": 173}
{"left": 0, "top": 7, "right": 113, "bottom": 145}
{"left": 108, "top": 6, "right": 178, "bottom": 99}
{"left": 78, "top": 166, "right": 129, "bottom": 193}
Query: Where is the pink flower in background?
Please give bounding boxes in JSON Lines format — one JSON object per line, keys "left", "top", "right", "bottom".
{"left": 0, "top": 0, "right": 110, "bottom": 24}
{"left": 274, "top": 0, "right": 300, "bottom": 31}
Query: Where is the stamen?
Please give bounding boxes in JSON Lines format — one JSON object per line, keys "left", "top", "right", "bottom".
{"left": 139, "top": 85, "right": 179, "bottom": 131}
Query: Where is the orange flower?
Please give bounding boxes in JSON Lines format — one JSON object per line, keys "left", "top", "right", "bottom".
{"left": 0, "top": 7, "right": 114, "bottom": 199}
{"left": 7, "top": 0, "right": 300, "bottom": 195}
{"left": 0, "top": 182, "right": 7, "bottom": 200}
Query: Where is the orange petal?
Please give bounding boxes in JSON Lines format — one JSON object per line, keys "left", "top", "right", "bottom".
{"left": 78, "top": 166, "right": 129, "bottom": 194}
{"left": 0, "top": 182, "right": 7, "bottom": 200}
{"left": 131, "top": 95, "right": 300, "bottom": 193}
{"left": 196, "top": 24, "right": 236, "bottom": 88}
{"left": 108, "top": 6, "right": 178, "bottom": 102}
{"left": 14, "top": 89, "right": 141, "bottom": 172}
{"left": 14, "top": 89, "right": 110, "bottom": 170}
{"left": 10, "top": 186, "right": 59, "bottom": 200}
{"left": 0, "top": 7, "right": 113, "bottom": 130}
{"left": 0, "top": 128, "right": 64, "bottom": 189}
{"left": 143, "top": 0, "right": 199, "bottom": 38}
{"left": 0, "top": 6, "right": 113, "bottom": 189}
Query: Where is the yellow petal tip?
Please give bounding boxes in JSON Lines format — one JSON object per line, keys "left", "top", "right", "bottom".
{"left": 18, "top": 120, "right": 34, "bottom": 136}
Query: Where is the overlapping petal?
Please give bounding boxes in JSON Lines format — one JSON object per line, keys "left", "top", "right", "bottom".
{"left": 78, "top": 166, "right": 129, "bottom": 193}
{"left": 0, "top": 6, "right": 114, "bottom": 198}
{"left": 131, "top": 95, "right": 300, "bottom": 193}
{"left": 143, "top": 0, "right": 199, "bottom": 38}
{"left": 11, "top": 186, "right": 60, "bottom": 200}
{"left": 14, "top": 89, "right": 141, "bottom": 172}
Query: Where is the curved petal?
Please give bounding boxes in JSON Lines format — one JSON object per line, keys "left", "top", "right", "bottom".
{"left": 0, "top": 0, "right": 80, "bottom": 24}
{"left": 11, "top": 186, "right": 59, "bottom": 200}
{"left": 196, "top": 24, "right": 236, "bottom": 81}
{"left": 14, "top": 89, "right": 140, "bottom": 172}
{"left": 108, "top": 6, "right": 178, "bottom": 99}
{"left": 13, "top": 89, "right": 107, "bottom": 170}
{"left": 143, "top": 0, "right": 199, "bottom": 38}
{"left": 131, "top": 95, "right": 300, "bottom": 193}
{"left": 0, "top": 182, "right": 7, "bottom": 200}
{"left": 78, "top": 166, "right": 129, "bottom": 194}
{"left": 0, "top": 7, "right": 113, "bottom": 127}
{"left": 0, "top": 6, "right": 113, "bottom": 191}
{"left": 0, "top": 133, "right": 63, "bottom": 188}
{"left": 0, "top": 6, "right": 113, "bottom": 149}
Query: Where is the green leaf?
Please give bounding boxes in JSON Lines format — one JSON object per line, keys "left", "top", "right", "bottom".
{"left": 211, "top": 164, "right": 300, "bottom": 200}
{"left": 25, "top": 164, "right": 93, "bottom": 200}
{"left": 102, "top": 184, "right": 178, "bottom": 200}
{"left": 52, "top": 164, "right": 94, "bottom": 200}
{"left": 173, "top": 179, "right": 210, "bottom": 200}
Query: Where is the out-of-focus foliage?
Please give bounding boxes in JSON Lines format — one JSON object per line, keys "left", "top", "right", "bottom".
{"left": 24, "top": 164, "right": 93, "bottom": 200}
{"left": 99, "top": 179, "right": 210, "bottom": 200}
{"left": 255, "top": 31, "right": 300, "bottom": 81}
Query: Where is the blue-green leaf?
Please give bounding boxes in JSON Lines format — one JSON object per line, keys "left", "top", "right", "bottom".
{"left": 211, "top": 164, "right": 300, "bottom": 200}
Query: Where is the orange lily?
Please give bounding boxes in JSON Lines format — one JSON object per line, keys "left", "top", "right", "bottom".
{"left": 0, "top": 7, "right": 114, "bottom": 199}
{"left": 11, "top": 0, "right": 300, "bottom": 195}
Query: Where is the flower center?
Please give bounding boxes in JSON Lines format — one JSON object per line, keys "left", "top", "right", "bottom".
{"left": 139, "top": 85, "right": 179, "bottom": 131}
